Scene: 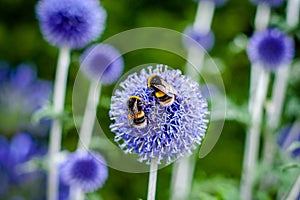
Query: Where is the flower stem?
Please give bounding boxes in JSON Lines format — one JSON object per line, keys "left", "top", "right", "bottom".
{"left": 147, "top": 159, "right": 158, "bottom": 200}
{"left": 185, "top": 48, "right": 205, "bottom": 81}
{"left": 77, "top": 80, "right": 101, "bottom": 150}
{"left": 254, "top": 4, "right": 270, "bottom": 31}
{"left": 69, "top": 187, "right": 85, "bottom": 200}
{"left": 262, "top": 66, "right": 289, "bottom": 166}
{"left": 286, "top": 172, "right": 300, "bottom": 200}
{"left": 47, "top": 46, "right": 71, "bottom": 200}
{"left": 193, "top": 0, "right": 215, "bottom": 33}
{"left": 287, "top": 0, "right": 300, "bottom": 27}
{"left": 74, "top": 80, "right": 101, "bottom": 200}
{"left": 170, "top": 155, "right": 196, "bottom": 200}
{"left": 240, "top": 69, "right": 270, "bottom": 200}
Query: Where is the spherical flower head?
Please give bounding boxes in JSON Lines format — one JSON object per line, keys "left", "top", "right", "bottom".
{"left": 183, "top": 25, "right": 215, "bottom": 51}
{"left": 61, "top": 151, "right": 108, "bottom": 192}
{"left": 109, "top": 65, "right": 209, "bottom": 165}
{"left": 36, "top": 0, "right": 106, "bottom": 49}
{"left": 277, "top": 124, "right": 300, "bottom": 158}
{"left": 247, "top": 28, "right": 294, "bottom": 71}
{"left": 80, "top": 44, "right": 124, "bottom": 85}
{"left": 194, "top": 0, "right": 228, "bottom": 7}
{"left": 0, "top": 63, "right": 52, "bottom": 135}
{"left": 250, "top": 0, "right": 285, "bottom": 7}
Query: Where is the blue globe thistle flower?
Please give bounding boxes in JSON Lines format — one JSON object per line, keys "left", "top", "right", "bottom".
{"left": 36, "top": 0, "right": 106, "bottom": 49}
{"left": 183, "top": 25, "right": 215, "bottom": 51}
{"left": 277, "top": 124, "right": 300, "bottom": 158}
{"left": 194, "top": 0, "right": 228, "bottom": 7}
{"left": 247, "top": 29, "right": 294, "bottom": 70}
{"left": 0, "top": 63, "right": 52, "bottom": 135}
{"left": 250, "top": 0, "right": 285, "bottom": 7}
{"left": 109, "top": 65, "right": 209, "bottom": 164}
{"left": 61, "top": 151, "right": 108, "bottom": 192}
{"left": 80, "top": 44, "right": 124, "bottom": 85}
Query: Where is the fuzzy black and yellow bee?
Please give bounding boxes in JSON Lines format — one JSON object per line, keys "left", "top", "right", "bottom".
{"left": 147, "top": 74, "right": 178, "bottom": 107}
{"left": 127, "top": 96, "right": 147, "bottom": 128}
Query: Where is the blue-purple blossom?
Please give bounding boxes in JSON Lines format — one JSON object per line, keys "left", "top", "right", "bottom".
{"left": 250, "top": 0, "right": 285, "bottom": 7}
{"left": 80, "top": 44, "right": 124, "bottom": 85}
{"left": 247, "top": 29, "right": 294, "bottom": 70}
{"left": 0, "top": 63, "right": 52, "bottom": 136}
{"left": 0, "top": 133, "right": 47, "bottom": 199}
{"left": 277, "top": 124, "right": 300, "bottom": 158}
{"left": 9, "top": 133, "right": 35, "bottom": 165}
{"left": 194, "top": 0, "right": 228, "bottom": 7}
{"left": 61, "top": 151, "right": 108, "bottom": 192}
{"left": 110, "top": 65, "right": 209, "bottom": 164}
{"left": 36, "top": 0, "right": 106, "bottom": 49}
{"left": 183, "top": 25, "right": 215, "bottom": 51}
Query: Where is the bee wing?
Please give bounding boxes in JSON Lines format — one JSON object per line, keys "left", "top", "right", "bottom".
{"left": 153, "top": 79, "right": 177, "bottom": 96}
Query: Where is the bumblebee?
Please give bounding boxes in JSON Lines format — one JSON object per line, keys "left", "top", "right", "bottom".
{"left": 147, "top": 74, "right": 177, "bottom": 106}
{"left": 127, "top": 96, "right": 147, "bottom": 128}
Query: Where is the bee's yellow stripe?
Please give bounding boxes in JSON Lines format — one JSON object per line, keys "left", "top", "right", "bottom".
{"left": 128, "top": 95, "right": 141, "bottom": 101}
{"left": 137, "top": 112, "right": 145, "bottom": 118}
{"left": 155, "top": 91, "right": 165, "bottom": 98}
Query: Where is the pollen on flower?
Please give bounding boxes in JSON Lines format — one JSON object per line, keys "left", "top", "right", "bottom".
{"left": 109, "top": 65, "right": 209, "bottom": 165}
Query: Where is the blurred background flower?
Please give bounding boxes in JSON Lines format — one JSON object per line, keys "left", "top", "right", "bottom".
{"left": 61, "top": 151, "right": 108, "bottom": 192}
{"left": 80, "top": 43, "right": 124, "bottom": 85}
{"left": 0, "top": 63, "right": 52, "bottom": 136}
{"left": 277, "top": 123, "right": 300, "bottom": 158}
{"left": 247, "top": 28, "right": 294, "bottom": 70}
{"left": 36, "top": 0, "right": 106, "bottom": 49}
{"left": 183, "top": 25, "right": 215, "bottom": 51}
{"left": 0, "top": 133, "right": 47, "bottom": 199}
{"left": 250, "top": 0, "right": 285, "bottom": 7}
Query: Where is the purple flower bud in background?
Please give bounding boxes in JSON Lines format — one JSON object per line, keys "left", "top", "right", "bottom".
{"left": 36, "top": 0, "right": 106, "bottom": 49}
{"left": 277, "top": 124, "right": 300, "bottom": 158}
{"left": 61, "top": 151, "right": 108, "bottom": 192}
{"left": 194, "top": 0, "right": 228, "bottom": 7}
{"left": 183, "top": 25, "right": 215, "bottom": 51}
{"left": 110, "top": 65, "right": 209, "bottom": 164}
{"left": 80, "top": 44, "right": 124, "bottom": 85}
{"left": 247, "top": 29, "right": 294, "bottom": 70}
{"left": 250, "top": 0, "right": 285, "bottom": 7}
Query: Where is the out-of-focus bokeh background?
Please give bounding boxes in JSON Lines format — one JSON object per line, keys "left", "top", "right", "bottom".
{"left": 0, "top": 0, "right": 299, "bottom": 199}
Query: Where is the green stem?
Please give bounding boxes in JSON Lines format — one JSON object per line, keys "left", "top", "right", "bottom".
{"left": 77, "top": 80, "right": 101, "bottom": 150}
{"left": 240, "top": 69, "right": 270, "bottom": 200}
{"left": 286, "top": 173, "right": 300, "bottom": 200}
{"left": 47, "top": 46, "right": 71, "bottom": 200}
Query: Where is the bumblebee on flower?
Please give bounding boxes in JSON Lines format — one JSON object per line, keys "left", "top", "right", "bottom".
{"left": 110, "top": 65, "right": 209, "bottom": 165}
